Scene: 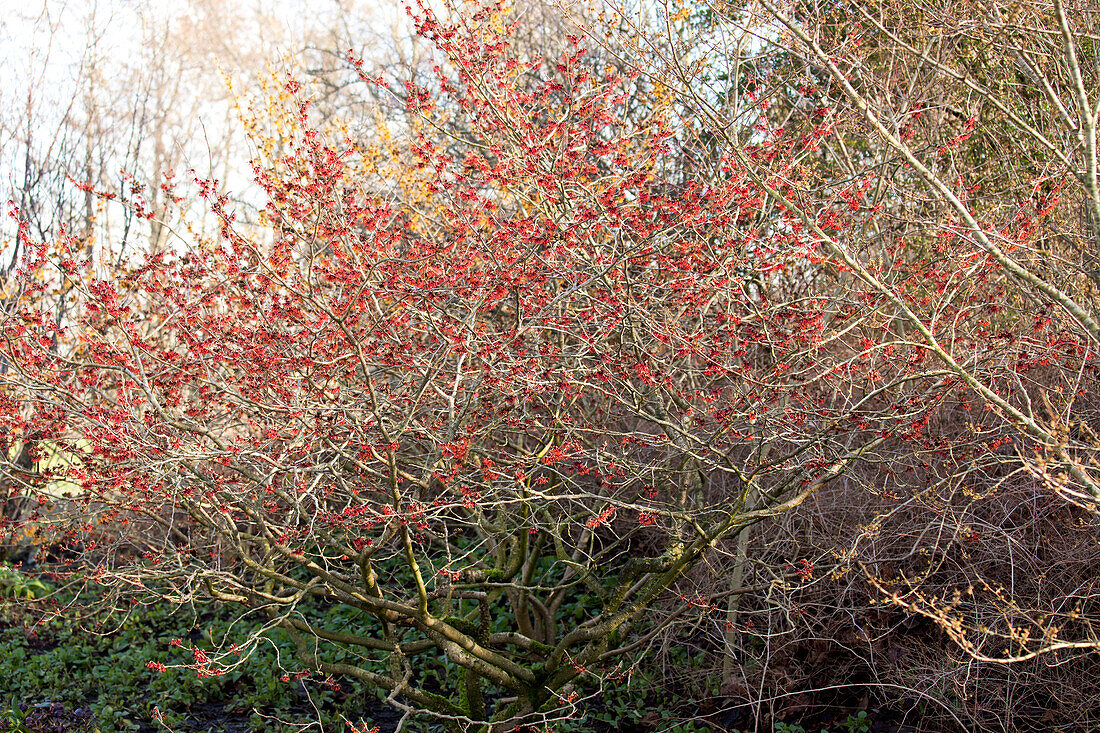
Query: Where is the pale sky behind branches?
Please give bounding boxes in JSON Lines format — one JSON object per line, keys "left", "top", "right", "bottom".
{"left": 0, "top": 0, "right": 396, "bottom": 260}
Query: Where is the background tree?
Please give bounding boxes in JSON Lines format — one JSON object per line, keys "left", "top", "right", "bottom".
{"left": 608, "top": 0, "right": 1100, "bottom": 728}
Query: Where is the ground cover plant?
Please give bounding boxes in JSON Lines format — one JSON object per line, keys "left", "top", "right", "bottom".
{"left": 2, "top": 0, "right": 1099, "bottom": 731}
{"left": 0, "top": 563, "right": 391, "bottom": 732}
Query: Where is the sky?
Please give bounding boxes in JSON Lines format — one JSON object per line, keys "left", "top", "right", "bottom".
{"left": 0, "top": 0, "right": 398, "bottom": 256}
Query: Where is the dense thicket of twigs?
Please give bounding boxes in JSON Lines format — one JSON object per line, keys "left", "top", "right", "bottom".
{"left": 2, "top": 0, "right": 1099, "bottom": 730}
